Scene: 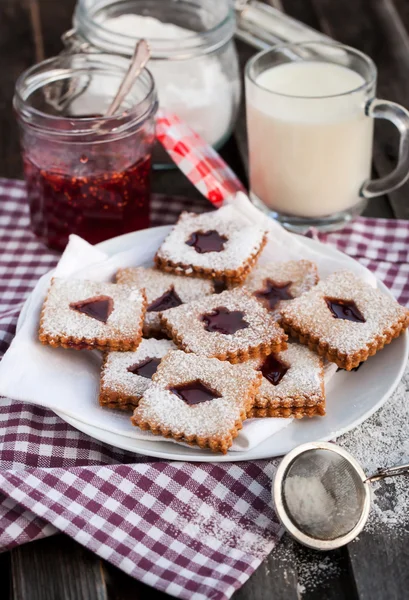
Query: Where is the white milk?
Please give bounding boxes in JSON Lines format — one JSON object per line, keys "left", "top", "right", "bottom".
{"left": 246, "top": 61, "right": 374, "bottom": 218}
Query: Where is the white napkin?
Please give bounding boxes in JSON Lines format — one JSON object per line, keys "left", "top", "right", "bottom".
{"left": 0, "top": 194, "right": 374, "bottom": 453}
{"left": 0, "top": 231, "right": 293, "bottom": 452}
{"left": 227, "top": 193, "right": 377, "bottom": 284}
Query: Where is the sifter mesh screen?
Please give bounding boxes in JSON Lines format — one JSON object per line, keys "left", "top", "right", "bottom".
{"left": 282, "top": 449, "right": 366, "bottom": 541}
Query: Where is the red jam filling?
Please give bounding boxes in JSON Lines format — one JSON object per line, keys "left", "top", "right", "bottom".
{"left": 128, "top": 357, "right": 161, "bottom": 379}
{"left": 325, "top": 298, "right": 365, "bottom": 323}
{"left": 69, "top": 295, "right": 113, "bottom": 323}
{"left": 259, "top": 353, "right": 289, "bottom": 386}
{"left": 200, "top": 307, "right": 249, "bottom": 335}
{"left": 169, "top": 381, "right": 222, "bottom": 405}
{"left": 24, "top": 152, "right": 152, "bottom": 251}
{"left": 185, "top": 230, "right": 228, "bottom": 253}
{"left": 147, "top": 287, "right": 183, "bottom": 312}
{"left": 255, "top": 279, "right": 293, "bottom": 310}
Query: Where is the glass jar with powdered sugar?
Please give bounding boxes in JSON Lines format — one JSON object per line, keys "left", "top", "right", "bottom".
{"left": 65, "top": 0, "right": 241, "bottom": 163}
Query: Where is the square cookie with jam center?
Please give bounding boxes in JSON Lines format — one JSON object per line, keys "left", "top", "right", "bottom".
{"left": 161, "top": 287, "right": 287, "bottom": 363}
{"left": 154, "top": 205, "right": 268, "bottom": 284}
{"left": 247, "top": 344, "right": 325, "bottom": 419}
{"left": 280, "top": 271, "right": 409, "bottom": 370}
{"left": 39, "top": 278, "right": 146, "bottom": 351}
{"left": 131, "top": 350, "right": 262, "bottom": 453}
{"left": 116, "top": 267, "right": 215, "bottom": 336}
{"left": 99, "top": 338, "right": 175, "bottom": 411}
{"left": 240, "top": 260, "right": 319, "bottom": 319}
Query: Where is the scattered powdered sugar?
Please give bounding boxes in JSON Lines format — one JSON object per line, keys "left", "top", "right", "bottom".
{"left": 272, "top": 535, "right": 343, "bottom": 595}
{"left": 281, "top": 270, "right": 409, "bottom": 354}
{"left": 241, "top": 259, "right": 319, "bottom": 318}
{"left": 155, "top": 205, "right": 267, "bottom": 271}
{"left": 162, "top": 288, "right": 286, "bottom": 357}
{"left": 269, "top": 365, "right": 409, "bottom": 596}
{"left": 41, "top": 278, "right": 146, "bottom": 341}
{"left": 250, "top": 344, "right": 324, "bottom": 408}
{"left": 170, "top": 489, "right": 278, "bottom": 561}
{"left": 116, "top": 266, "right": 214, "bottom": 333}
{"left": 133, "top": 350, "right": 261, "bottom": 438}
{"left": 337, "top": 365, "right": 409, "bottom": 533}
{"left": 101, "top": 338, "right": 175, "bottom": 399}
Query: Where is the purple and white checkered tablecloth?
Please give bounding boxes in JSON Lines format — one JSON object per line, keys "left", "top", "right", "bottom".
{"left": 1, "top": 177, "right": 409, "bottom": 600}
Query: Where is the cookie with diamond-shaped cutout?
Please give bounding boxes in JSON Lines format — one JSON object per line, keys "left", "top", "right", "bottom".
{"left": 99, "top": 338, "right": 176, "bottom": 410}
{"left": 280, "top": 271, "right": 409, "bottom": 370}
{"left": 116, "top": 267, "right": 214, "bottom": 336}
{"left": 248, "top": 344, "right": 325, "bottom": 419}
{"left": 131, "top": 350, "right": 262, "bottom": 453}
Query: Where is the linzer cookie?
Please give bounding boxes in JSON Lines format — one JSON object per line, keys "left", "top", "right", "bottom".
{"left": 39, "top": 278, "right": 146, "bottom": 351}
{"left": 248, "top": 344, "right": 325, "bottom": 419}
{"left": 280, "top": 271, "right": 409, "bottom": 370}
{"left": 154, "top": 205, "right": 268, "bottom": 284}
{"left": 161, "top": 287, "right": 287, "bottom": 363}
{"left": 241, "top": 260, "right": 318, "bottom": 318}
{"left": 116, "top": 267, "right": 215, "bottom": 336}
{"left": 99, "top": 338, "right": 175, "bottom": 411}
{"left": 131, "top": 350, "right": 262, "bottom": 453}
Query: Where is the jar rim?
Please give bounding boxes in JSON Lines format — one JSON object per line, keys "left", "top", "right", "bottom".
{"left": 245, "top": 42, "right": 377, "bottom": 100}
{"left": 14, "top": 53, "right": 158, "bottom": 137}
{"left": 74, "top": 0, "right": 235, "bottom": 58}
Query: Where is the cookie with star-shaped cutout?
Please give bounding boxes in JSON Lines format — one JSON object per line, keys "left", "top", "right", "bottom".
{"left": 161, "top": 287, "right": 287, "bottom": 363}
{"left": 154, "top": 205, "right": 268, "bottom": 285}
{"left": 240, "top": 259, "right": 318, "bottom": 319}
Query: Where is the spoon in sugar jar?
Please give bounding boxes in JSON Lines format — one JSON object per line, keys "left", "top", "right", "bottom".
{"left": 273, "top": 441, "right": 409, "bottom": 550}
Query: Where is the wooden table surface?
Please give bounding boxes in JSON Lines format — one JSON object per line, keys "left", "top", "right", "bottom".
{"left": 1, "top": 1, "right": 408, "bottom": 599}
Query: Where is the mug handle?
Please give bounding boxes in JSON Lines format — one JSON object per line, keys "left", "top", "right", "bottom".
{"left": 361, "top": 99, "right": 409, "bottom": 198}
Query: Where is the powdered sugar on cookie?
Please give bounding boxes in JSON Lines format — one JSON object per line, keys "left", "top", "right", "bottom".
{"left": 116, "top": 267, "right": 214, "bottom": 335}
{"left": 161, "top": 288, "right": 287, "bottom": 362}
{"left": 132, "top": 350, "right": 262, "bottom": 453}
{"left": 155, "top": 205, "right": 267, "bottom": 280}
{"left": 241, "top": 260, "right": 318, "bottom": 318}
{"left": 100, "top": 338, "right": 175, "bottom": 406}
{"left": 39, "top": 278, "right": 146, "bottom": 351}
{"left": 281, "top": 271, "right": 409, "bottom": 360}
{"left": 250, "top": 343, "right": 325, "bottom": 409}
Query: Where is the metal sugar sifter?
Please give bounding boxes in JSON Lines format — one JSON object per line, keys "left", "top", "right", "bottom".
{"left": 273, "top": 442, "right": 409, "bottom": 550}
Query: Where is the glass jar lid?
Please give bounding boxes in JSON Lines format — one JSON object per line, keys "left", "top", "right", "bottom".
{"left": 73, "top": 0, "right": 236, "bottom": 59}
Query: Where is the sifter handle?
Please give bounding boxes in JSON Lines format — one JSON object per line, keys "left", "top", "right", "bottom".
{"left": 366, "top": 462, "right": 409, "bottom": 482}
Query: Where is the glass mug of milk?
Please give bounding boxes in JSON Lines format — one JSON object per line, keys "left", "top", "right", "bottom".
{"left": 245, "top": 42, "right": 409, "bottom": 231}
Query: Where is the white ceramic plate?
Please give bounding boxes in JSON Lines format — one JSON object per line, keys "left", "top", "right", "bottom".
{"left": 27, "top": 226, "right": 405, "bottom": 462}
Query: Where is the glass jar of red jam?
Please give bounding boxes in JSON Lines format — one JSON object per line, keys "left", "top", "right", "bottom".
{"left": 14, "top": 53, "right": 157, "bottom": 251}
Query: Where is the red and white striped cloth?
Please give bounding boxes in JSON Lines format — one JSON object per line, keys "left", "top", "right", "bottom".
{"left": 1, "top": 178, "right": 409, "bottom": 599}
{"left": 156, "top": 110, "right": 247, "bottom": 207}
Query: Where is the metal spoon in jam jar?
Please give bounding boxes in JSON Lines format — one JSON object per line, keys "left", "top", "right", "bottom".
{"left": 43, "top": 39, "right": 150, "bottom": 118}
{"left": 104, "top": 39, "right": 151, "bottom": 118}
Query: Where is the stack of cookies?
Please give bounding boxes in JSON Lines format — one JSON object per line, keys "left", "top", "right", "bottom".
{"left": 39, "top": 206, "right": 409, "bottom": 453}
